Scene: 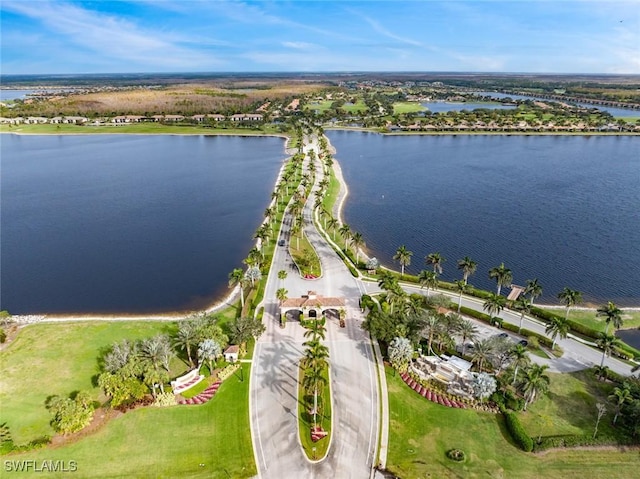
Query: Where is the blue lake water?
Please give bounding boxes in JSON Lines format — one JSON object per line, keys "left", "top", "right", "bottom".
{"left": 0, "top": 89, "right": 35, "bottom": 101}
{"left": 0, "top": 134, "right": 286, "bottom": 315}
{"left": 327, "top": 131, "right": 640, "bottom": 306}
{"left": 422, "top": 101, "right": 516, "bottom": 113}
{"left": 475, "top": 91, "right": 639, "bottom": 118}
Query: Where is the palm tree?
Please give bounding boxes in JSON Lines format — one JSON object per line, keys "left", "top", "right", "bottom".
{"left": 291, "top": 223, "right": 301, "bottom": 250}
{"left": 244, "top": 247, "right": 264, "bottom": 269}
{"left": 454, "top": 280, "right": 468, "bottom": 312}
{"left": 244, "top": 266, "right": 262, "bottom": 287}
{"left": 254, "top": 225, "right": 269, "bottom": 251}
{"left": 418, "top": 270, "right": 438, "bottom": 296}
{"left": 457, "top": 256, "right": 478, "bottom": 285}
{"left": 545, "top": 316, "right": 570, "bottom": 349}
{"left": 377, "top": 270, "right": 399, "bottom": 292}
{"left": 595, "top": 332, "right": 620, "bottom": 367}
{"left": 608, "top": 384, "right": 632, "bottom": 424}
{"left": 596, "top": 301, "right": 623, "bottom": 334}
{"left": 278, "top": 269, "right": 287, "bottom": 282}
{"left": 304, "top": 320, "right": 327, "bottom": 341}
{"left": 339, "top": 224, "right": 351, "bottom": 250}
{"left": 471, "top": 338, "right": 494, "bottom": 372}
{"left": 327, "top": 217, "right": 338, "bottom": 241}
{"left": 351, "top": 232, "right": 365, "bottom": 263}
{"left": 276, "top": 288, "right": 288, "bottom": 304}
{"left": 175, "top": 321, "right": 199, "bottom": 368}
{"left": 228, "top": 268, "right": 246, "bottom": 309}
{"left": 302, "top": 365, "right": 326, "bottom": 427}
{"left": 509, "top": 344, "right": 531, "bottom": 384}
{"left": 483, "top": 293, "right": 507, "bottom": 326}
{"left": 519, "top": 364, "right": 550, "bottom": 410}
{"left": 197, "top": 339, "right": 221, "bottom": 373}
{"left": 393, "top": 245, "right": 413, "bottom": 277}
{"left": 264, "top": 206, "right": 275, "bottom": 223}
{"left": 458, "top": 319, "right": 478, "bottom": 356}
{"left": 557, "top": 287, "right": 582, "bottom": 320}
{"left": 488, "top": 263, "right": 512, "bottom": 295}
{"left": 421, "top": 313, "right": 441, "bottom": 355}
{"left": 524, "top": 278, "right": 543, "bottom": 306}
{"left": 425, "top": 252, "right": 445, "bottom": 274}
{"left": 514, "top": 297, "right": 531, "bottom": 333}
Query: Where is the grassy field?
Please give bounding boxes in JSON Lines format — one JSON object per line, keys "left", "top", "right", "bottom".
{"left": 385, "top": 367, "right": 639, "bottom": 479}
{"left": 545, "top": 308, "right": 640, "bottom": 333}
{"left": 289, "top": 232, "right": 322, "bottom": 277}
{"left": 518, "top": 370, "right": 618, "bottom": 438}
{"left": 0, "top": 123, "right": 286, "bottom": 136}
{"left": 5, "top": 363, "right": 255, "bottom": 479}
{"left": 393, "top": 102, "right": 427, "bottom": 114}
{"left": 0, "top": 321, "right": 180, "bottom": 444}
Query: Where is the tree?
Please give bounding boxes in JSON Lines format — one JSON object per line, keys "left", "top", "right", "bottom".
{"left": 198, "top": 339, "right": 222, "bottom": 373}
{"left": 351, "top": 232, "right": 365, "bottom": 263}
{"left": 454, "top": 280, "right": 468, "bottom": 312}
{"left": 230, "top": 316, "right": 266, "bottom": 346}
{"left": 140, "top": 334, "right": 173, "bottom": 373}
{"left": 488, "top": 263, "right": 512, "bottom": 295}
{"left": 276, "top": 287, "right": 289, "bottom": 303}
{"left": 457, "top": 256, "right": 478, "bottom": 285}
{"left": 524, "top": 278, "right": 543, "bottom": 306}
{"left": 557, "top": 287, "right": 582, "bottom": 320}
{"left": 594, "top": 403, "right": 607, "bottom": 439}
{"left": 545, "top": 316, "right": 570, "bottom": 350}
{"left": 327, "top": 217, "right": 338, "bottom": 241}
{"left": 388, "top": 336, "right": 413, "bottom": 371}
{"left": 98, "top": 371, "right": 147, "bottom": 408}
{"left": 366, "top": 257, "right": 380, "bottom": 272}
{"left": 244, "top": 247, "right": 264, "bottom": 269}
{"left": 472, "top": 372, "right": 497, "bottom": 402}
{"left": 339, "top": 223, "right": 351, "bottom": 250}
{"left": 596, "top": 332, "right": 620, "bottom": 367}
{"left": 425, "top": 252, "right": 445, "bottom": 274}
{"left": 458, "top": 319, "right": 478, "bottom": 356}
{"left": 514, "top": 297, "right": 532, "bottom": 333}
{"left": 175, "top": 320, "right": 199, "bottom": 368}
{"left": 103, "top": 339, "right": 139, "bottom": 373}
{"left": 278, "top": 269, "right": 288, "bottom": 282}
{"left": 418, "top": 270, "right": 438, "bottom": 296}
{"left": 393, "top": 245, "right": 413, "bottom": 277}
{"left": 471, "top": 338, "right": 494, "bottom": 372}
{"left": 302, "top": 364, "right": 326, "bottom": 427}
{"left": 509, "top": 344, "right": 531, "bottom": 384}
{"left": 597, "top": 301, "right": 623, "bottom": 334}
{"left": 244, "top": 266, "right": 262, "bottom": 287}
{"left": 609, "top": 384, "right": 632, "bottom": 424}
{"left": 228, "top": 268, "right": 246, "bottom": 309}
{"left": 483, "top": 293, "right": 506, "bottom": 327}
{"left": 46, "top": 392, "right": 95, "bottom": 434}
{"left": 519, "top": 364, "right": 550, "bottom": 410}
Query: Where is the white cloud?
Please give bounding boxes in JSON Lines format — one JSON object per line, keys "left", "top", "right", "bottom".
{"left": 281, "top": 41, "right": 316, "bottom": 50}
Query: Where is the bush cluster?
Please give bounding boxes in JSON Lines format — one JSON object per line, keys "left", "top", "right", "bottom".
{"left": 446, "top": 449, "right": 466, "bottom": 462}
{"left": 533, "top": 433, "right": 634, "bottom": 451}
{"left": 504, "top": 412, "right": 533, "bottom": 452}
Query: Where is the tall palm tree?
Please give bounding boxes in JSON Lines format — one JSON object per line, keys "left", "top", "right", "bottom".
{"left": 244, "top": 266, "right": 262, "bottom": 287}
{"left": 393, "top": 245, "right": 413, "bottom": 277}
{"left": 514, "top": 297, "right": 532, "bottom": 333}
{"left": 595, "top": 333, "right": 620, "bottom": 367}
{"left": 339, "top": 224, "right": 352, "bottom": 250}
{"left": 488, "top": 263, "right": 512, "bottom": 296}
{"left": 483, "top": 293, "right": 507, "bottom": 326}
{"left": 519, "top": 364, "right": 550, "bottom": 410}
{"left": 278, "top": 269, "right": 288, "bottom": 282}
{"left": 418, "top": 270, "right": 438, "bottom": 296}
{"left": 596, "top": 301, "right": 623, "bottom": 334}
{"left": 327, "top": 217, "right": 339, "bottom": 241}
{"left": 228, "top": 268, "right": 246, "bottom": 309}
{"left": 454, "top": 280, "right": 468, "bottom": 312}
{"left": 457, "top": 256, "right": 478, "bottom": 285}
{"left": 276, "top": 287, "right": 288, "bottom": 304}
{"left": 175, "top": 321, "right": 199, "bottom": 368}
{"left": 471, "top": 338, "right": 494, "bottom": 372}
{"left": 509, "top": 344, "right": 531, "bottom": 384}
{"left": 291, "top": 223, "right": 301, "bottom": 250}
{"left": 302, "top": 365, "right": 327, "bottom": 427}
{"left": 557, "top": 287, "right": 582, "bottom": 320}
{"left": 377, "top": 270, "right": 399, "bottom": 292}
{"left": 197, "top": 339, "right": 221, "bottom": 373}
{"left": 545, "top": 316, "right": 570, "bottom": 349}
{"left": 351, "top": 232, "right": 365, "bottom": 263}
{"left": 458, "top": 319, "right": 478, "bottom": 356}
{"left": 524, "top": 278, "right": 543, "bottom": 306}
{"left": 608, "top": 384, "right": 632, "bottom": 424}
{"left": 425, "top": 252, "right": 445, "bottom": 274}
{"left": 421, "top": 313, "right": 441, "bottom": 355}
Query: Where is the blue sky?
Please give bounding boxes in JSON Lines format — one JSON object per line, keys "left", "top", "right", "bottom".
{"left": 1, "top": 0, "right": 639, "bottom": 74}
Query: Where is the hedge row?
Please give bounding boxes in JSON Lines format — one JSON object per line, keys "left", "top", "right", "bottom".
{"left": 533, "top": 433, "right": 636, "bottom": 451}
{"left": 504, "top": 412, "right": 534, "bottom": 452}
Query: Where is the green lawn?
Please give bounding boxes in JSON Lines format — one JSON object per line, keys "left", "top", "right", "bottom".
{"left": 0, "top": 321, "right": 180, "bottom": 444}
{"left": 5, "top": 364, "right": 255, "bottom": 479}
{"left": 385, "top": 367, "right": 639, "bottom": 479}
{"left": 546, "top": 308, "right": 640, "bottom": 333}
{"left": 393, "top": 102, "right": 427, "bottom": 114}
{"left": 289, "top": 232, "right": 322, "bottom": 277}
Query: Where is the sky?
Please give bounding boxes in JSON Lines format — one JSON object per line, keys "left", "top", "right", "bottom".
{"left": 1, "top": 0, "right": 639, "bottom": 75}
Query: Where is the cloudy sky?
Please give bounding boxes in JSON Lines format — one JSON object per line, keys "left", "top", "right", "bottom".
{"left": 1, "top": 0, "right": 639, "bottom": 75}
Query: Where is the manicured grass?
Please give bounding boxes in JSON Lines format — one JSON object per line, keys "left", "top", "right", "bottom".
{"left": 393, "top": 102, "right": 427, "bottom": 114}
{"left": 385, "top": 366, "right": 639, "bottom": 479}
{"left": 5, "top": 364, "right": 255, "bottom": 479}
{"left": 341, "top": 100, "right": 368, "bottom": 113}
{"left": 298, "top": 364, "right": 331, "bottom": 460}
{"left": 289, "top": 232, "right": 322, "bottom": 277}
{"left": 517, "top": 370, "right": 619, "bottom": 438}
{"left": 305, "top": 100, "right": 334, "bottom": 112}
{"left": 321, "top": 168, "right": 340, "bottom": 214}
{"left": 0, "top": 123, "right": 284, "bottom": 136}
{"left": 546, "top": 308, "right": 640, "bottom": 333}
{"left": 0, "top": 321, "right": 179, "bottom": 444}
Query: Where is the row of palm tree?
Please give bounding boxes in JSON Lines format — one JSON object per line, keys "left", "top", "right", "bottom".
{"left": 302, "top": 320, "right": 329, "bottom": 427}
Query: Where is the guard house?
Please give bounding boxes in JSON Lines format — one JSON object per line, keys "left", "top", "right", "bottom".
{"left": 280, "top": 291, "right": 345, "bottom": 322}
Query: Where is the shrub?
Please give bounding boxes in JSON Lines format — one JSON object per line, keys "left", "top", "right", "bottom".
{"left": 446, "top": 449, "right": 466, "bottom": 462}
{"left": 504, "top": 412, "right": 533, "bottom": 452}
{"left": 533, "top": 433, "right": 635, "bottom": 451}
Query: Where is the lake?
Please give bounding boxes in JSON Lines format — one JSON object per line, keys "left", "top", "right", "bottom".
{"left": 327, "top": 131, "right": 640, "bottom": 306}
{"left": 475, "top": 91, "right": 639, "bottom": 118}
{"left": 0, "top": 134, "right": 286, "bottom": 315}
{"left": 0, "top": 89, "right": 35, "bottom": 101}
{"left": 422, "top": 101, "right": 516, "bottom": 113}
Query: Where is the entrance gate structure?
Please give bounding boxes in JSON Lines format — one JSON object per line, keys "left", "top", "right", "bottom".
{"left": 280, "top": 291, "right": 345, "bottom": 323}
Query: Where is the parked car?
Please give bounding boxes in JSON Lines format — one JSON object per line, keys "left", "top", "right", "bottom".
{"left": 278, "top": 239, "right": 286, "bottom": 246}
{"left": 518, "top": 339, "right": 528, "bottom": 347}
